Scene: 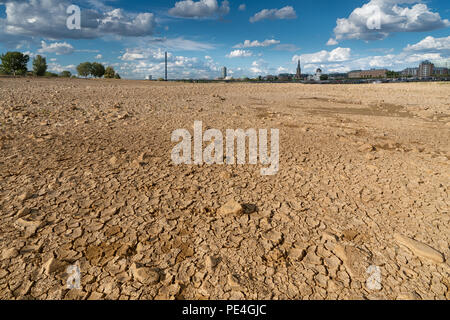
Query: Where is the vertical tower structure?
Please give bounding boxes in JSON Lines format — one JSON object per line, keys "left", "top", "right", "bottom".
{"left": 165, "top": 52, "right": 168, "bottom": 81}
{"left": 295, "top": 59, "right": 302, "bottom": 80}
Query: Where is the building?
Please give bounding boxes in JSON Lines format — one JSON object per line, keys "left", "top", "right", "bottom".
{"left": 328, "top": 73, "right": 348, "bottom": 80}
{"left": 401, "top": 68, "right": 418, "bottom": 77}
{"left": 313, "top": 68, "right": 322, "bottom": 81}
{"left": 278, "top": 73, "right": 293, "bottom": 81}
{"left": 145, "top": 75, "right": 152, "bottom": 80}
{"left": 263, "top": 75, "right": 276, "bottom": 81}
{"left": 221, "top": 67, "right": 227, "bottom": 79}
{"left": 295, "top": 59, "right": 302, "bottom": 80}
{"left": 348, "top": 69, "right": 387, "bottom": 79}
{"left": 433, "top": 67, "right": 448, "bottom": 76}
{"left": 418, "top": 60, "right": 434, "bottom": 78}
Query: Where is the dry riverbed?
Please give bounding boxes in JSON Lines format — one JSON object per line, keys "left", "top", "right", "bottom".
{"left": 0, "top": 78, "right": 449, "bottom": 300}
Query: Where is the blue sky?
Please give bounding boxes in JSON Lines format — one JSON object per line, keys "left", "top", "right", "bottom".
{"left": 0, "top": 0, "right": 449, "bottom": 79}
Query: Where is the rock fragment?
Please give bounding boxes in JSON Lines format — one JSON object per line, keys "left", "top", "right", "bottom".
{"left": 262, "top": 230, "right": 283, "bottom": 244}
{"left": 42, "top": 257, "right": 67, "bottom": 275}
{"left": 17, "top": 191, "right": 32, "bottom": 202}
{"left": 15, "top": 217, "right": 42, "bottom": 235}
{"left": 228, "top": 274, "right": 242, "bottom": 291}
{"left": 358, "top": 143, "right": 375, "bottom": 152}
{"left": 287, "top": 248, "right": 305, "bottom": 260}
{"left": 1, "top": 248, "right": 19, "bottom": 260}
{"left": 130, "top": 263, "right": 160, "bottom": 285}
{"left": 394, "top": 233, "right": 444, "bottom": 264}
{"left": 217, "top": 199, "right": 243, "bottom": 215}
{"left": 205, "top": 255, "right": 220, "bottom": 271}
{"left": 109, "top": 156, "right": 118, "bottom": 166}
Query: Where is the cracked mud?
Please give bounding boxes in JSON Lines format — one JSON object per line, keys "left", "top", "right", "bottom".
{"left": 0, "top": 79, "right": 449, "bottom": 300}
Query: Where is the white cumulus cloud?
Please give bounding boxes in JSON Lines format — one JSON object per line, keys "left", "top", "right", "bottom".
{"left": 293, "top": 47, "right": 352, "bottom": 64}
{"left": 0, "top": 0, "right": 156, "bottom": 42}
{"left": 250, "top": 6, "right": 297, "bottom": 23}
{"left": 38, "top": 41, "right": 74, "bottom": 55}
{"left": 169, "top": 0, "right": 230, "bottom": 18}
{"left": 404, "top": 36, "right": 450, "bottom": 53}
{"left": 226, "top": 49, "right": 253, "bottom": 58}
{"left": 233, "top": 39, "right": 280, "bottom": 48}
{"left": 332, "top": 0, "right": 450, "bottom": 43}
{"left": 326, "top": 38, "right": 338, "bottom": 46}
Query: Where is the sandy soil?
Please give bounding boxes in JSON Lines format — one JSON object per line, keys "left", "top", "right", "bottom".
{"left": 0, "top": 78, "right": 449, "bottom": 300}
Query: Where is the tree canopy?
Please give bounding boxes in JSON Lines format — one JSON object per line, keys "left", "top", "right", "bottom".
{"left": 91, "top": 62, "right": 105, "bottom": 78}
{"left": 59, "top": 71, "right": 72, "bottom": 78}
{"left": 0, "top": 51, "right": 29, "bottom": 76}
{"left": 104, "top": 66, "right": 116, "bottom": 79}
{"left": 76, "top": 62, "right": 92, "bottom": 78}
{"left": 33, "top": 55, "right": 47, "bottom": 76}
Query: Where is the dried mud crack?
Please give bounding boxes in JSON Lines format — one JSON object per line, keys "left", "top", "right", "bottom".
{"left": 0, "top": 79, "right": 449, "bottom": 300}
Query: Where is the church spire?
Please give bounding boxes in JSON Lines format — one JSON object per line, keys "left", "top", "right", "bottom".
{"left": 296, "top": 59, "right": 302, "bottom": 79}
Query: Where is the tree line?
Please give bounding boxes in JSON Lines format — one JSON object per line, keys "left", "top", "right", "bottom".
{"left": 0, "top": 51, "right": 120, "bottom": 79}
{"left": 76, "top": 62, "right": 120, "bottom": 79}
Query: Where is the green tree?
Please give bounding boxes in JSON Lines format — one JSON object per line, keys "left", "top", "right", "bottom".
{"left": 104, "top": 66, "right": 115, "bottom": 79}
{"left": 32, "top": 55, "right": 47, "bottom": 76}
{"left": 59, "top": 71, "right": 72, "bottom": 78}
{"left": 90, "top": 62, "right": 105, "bottom": 78}
{"left": 0, "top": 51, "right": 29, "bottom": 76}
{"left": 44, "top": 72, "right": 58, "bottom": 77}
{"left": 386, "top": 71, "right": 400, "bottom": 78}
{"left": 77, "top": 62, "right": 92, "bottom": 78}
{"left": 114, "top": 73, "right": 121, "bottom": 79}
{"left": 320, "top": 74, "right": 329, "bottom": 81}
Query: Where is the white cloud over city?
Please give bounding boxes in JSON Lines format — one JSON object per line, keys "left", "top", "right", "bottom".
{"left": 233, "top": 39, "right": 280, "bottom": 49}
{"left": 226, "top": 49, "right": 253, "bottom": 58}
{"left": 169, "top": 0, "right": 230, "bottom": 18}
{"left": 293, "top": 36, "right": 450, "bottom": 74}
{"left": 0, "top": 0, "right": 156, "bottom": 41}
{"left": 250, "top": 6, "right": 297, "bottom": 23}
{"left": 0, "top": 0, "right": 448, "bottom": 79}
{"left": 330, "top": 0, "right": 450, "bottom": 43}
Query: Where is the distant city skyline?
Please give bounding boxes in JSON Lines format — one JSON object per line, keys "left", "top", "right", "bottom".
{"left": 0, "top": 0, "right": 449, "bottom": 79}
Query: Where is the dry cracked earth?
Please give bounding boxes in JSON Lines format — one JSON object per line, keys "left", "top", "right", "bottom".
{"left": 0, "top": 78, "right": 449, "bottom": 300}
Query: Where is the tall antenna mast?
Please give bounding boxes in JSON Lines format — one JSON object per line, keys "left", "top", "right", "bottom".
{"left": 165, "top": 51, "right": 168, "bottom": 81}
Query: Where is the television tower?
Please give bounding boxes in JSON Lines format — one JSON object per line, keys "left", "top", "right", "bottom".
{"left": 165, "top": 51, "right": 168, "bottom": 81}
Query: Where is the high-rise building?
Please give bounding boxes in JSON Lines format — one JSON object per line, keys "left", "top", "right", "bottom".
{"left": 418, "top": 60, "right": 434, "bottom": 78}
{"left": 222, "top": 67, "right": 227, "bottom": 79}
{"left": 295, "top": 59, "right": 302, "bottom": 80}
